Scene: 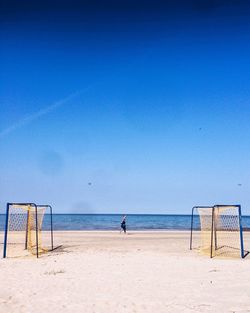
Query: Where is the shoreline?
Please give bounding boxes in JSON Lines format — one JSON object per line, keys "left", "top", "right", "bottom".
{"left": 48, "top": 229, "right": 192, "bottom": 232}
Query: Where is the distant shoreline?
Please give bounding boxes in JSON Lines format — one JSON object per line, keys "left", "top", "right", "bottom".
{"left": 1, "top": 213, "right": 250, "bottom": 231}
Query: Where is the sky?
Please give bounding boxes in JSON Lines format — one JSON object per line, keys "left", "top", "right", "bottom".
{"left": 0, "top": 0, "right": 250, "bottom": 214}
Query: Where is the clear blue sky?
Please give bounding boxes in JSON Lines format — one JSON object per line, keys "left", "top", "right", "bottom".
{"left": 1, "top": 1, "right": 250, "bottom": 214}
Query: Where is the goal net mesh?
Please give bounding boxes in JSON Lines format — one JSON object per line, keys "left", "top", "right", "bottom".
{"left": 6, "top": 204, "right": 47, "bottom": 257}
{"left": 197, "top": 206, "right": 242, "bottom": 258}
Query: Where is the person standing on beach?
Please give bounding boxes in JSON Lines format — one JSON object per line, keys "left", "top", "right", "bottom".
{"left": 120, "top": 215, "right": 127, "bottom": 234}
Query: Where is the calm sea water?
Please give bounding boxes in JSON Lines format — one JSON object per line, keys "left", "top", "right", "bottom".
{"left": 1, "top": 214, "right": 250, "bottom": 231}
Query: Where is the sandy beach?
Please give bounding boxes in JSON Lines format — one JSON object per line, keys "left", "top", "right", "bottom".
{"left": 0, "top": 231, "right": 250, "bottom": 313}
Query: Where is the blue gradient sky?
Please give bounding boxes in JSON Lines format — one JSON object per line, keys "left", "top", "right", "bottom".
{"left": 1, "top": 1, "right": 250, "bottom": 213}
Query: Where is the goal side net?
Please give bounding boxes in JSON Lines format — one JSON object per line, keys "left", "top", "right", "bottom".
{"left": 3, "top": 203, "right": 54, "bottom": 258}
{"left": 190, "top": 205, "right": 248, "bottom": 258}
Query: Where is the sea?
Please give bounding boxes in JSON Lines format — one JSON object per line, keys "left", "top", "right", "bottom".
{"left": 1, "top": 214, "right": 250, "bottom": 231}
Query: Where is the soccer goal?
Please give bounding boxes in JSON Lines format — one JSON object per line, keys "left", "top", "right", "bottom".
{"left": 190, "top": 205, "right": 249, "bottom": 258}
{"left": 3, "top": 203, "right": 55, "bottom": 258}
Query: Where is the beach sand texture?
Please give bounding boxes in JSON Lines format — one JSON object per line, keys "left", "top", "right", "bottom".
{"left": 0, "top": 231, "right": 250, "bottom": 313}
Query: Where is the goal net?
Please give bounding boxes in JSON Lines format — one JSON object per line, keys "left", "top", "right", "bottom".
{"left": 190, "top": 205, "right": 248, "bottom": 258}
{"left": 3, "top": 203, "right": 53, "bottom": 258}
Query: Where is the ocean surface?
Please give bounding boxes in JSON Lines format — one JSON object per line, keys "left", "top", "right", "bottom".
{"left": 1, "top": 214, "right": 250, "bottom": 231}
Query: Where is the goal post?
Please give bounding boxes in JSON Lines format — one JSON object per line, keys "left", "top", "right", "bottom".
{"left": 190, "top": 204, "right": 249, "bottom": 258}
{"left": 3, "top": 202, "right": 55, "bottom": 258}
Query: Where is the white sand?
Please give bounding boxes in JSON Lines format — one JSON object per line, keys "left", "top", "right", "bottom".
{"left": 0, "top": 231, "right": 250, "bottom": 313}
